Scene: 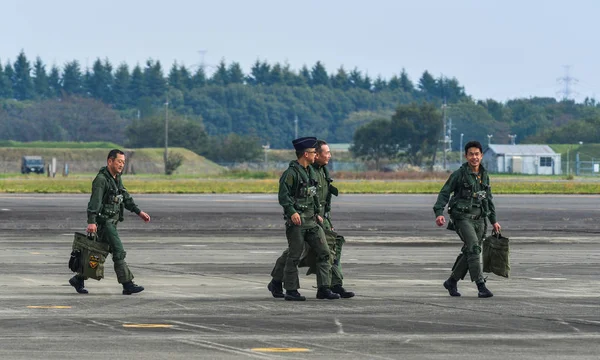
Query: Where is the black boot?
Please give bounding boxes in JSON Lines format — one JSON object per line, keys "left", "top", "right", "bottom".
{"left": 267, "top": 280, "right": 285, "bottom": 298}
{"left": 477, "top": 281, "right": 493, "bottom": 298}
{"left": 331, "top": 284, "right": 355, "bottom": 299}
{"left": 69, "top": 276, "right": 88, "bottom": 294}
{"left": 316, "top": 286, "right": 341, "bottom": 300}
{"left": 443, "top": 277, "right": 461, "bottom": 297}
{"left": 122, "top": 281, "right": 144, "bottom": 295}
{"left": 284, "top": 290, "right": 306, "bottom": 301}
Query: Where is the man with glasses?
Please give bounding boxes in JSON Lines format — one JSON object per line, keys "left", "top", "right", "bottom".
{"left": 69, "top": 149, "right": 150, "bottom": 295}
{"left": 268, "top": 137, "right": 339, "bottom": 301}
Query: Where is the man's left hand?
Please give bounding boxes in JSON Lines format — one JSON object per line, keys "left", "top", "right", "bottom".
{"left": 492, "top": 222, "right": 501, "bottom": 233}
{"left": 316, "top": 215, "right": 323, "bottom": 224}
{"left": 138, "top": 211, "right": 151, "bottom": 223}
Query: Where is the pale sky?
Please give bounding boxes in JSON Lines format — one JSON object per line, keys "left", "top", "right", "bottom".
{"left": 2, "top": 0, "right": 598, "bottom": 102}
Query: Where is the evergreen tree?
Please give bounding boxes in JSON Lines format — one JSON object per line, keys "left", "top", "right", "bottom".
{"left": 0, "top": 59, "right": 13, "bottom": 98}
{"left": 168, "top": 61, "right": 184, "bottom": 90}
{"left": 48, "top": 65, "right": 62, "bottom": 97}
{"left": 143, "top": 59, "right": 166, "bottom": 99}
{"left": 129, "top": 64, "right": 146, "bottom": 103}
{"left": 311, "top": 61, "right": 330, "bottom": 87}
{"left": 4, "top": 63, "right": 15, "bottom": 91}
{"left": 299, "top": 65, "right": 311, "bottom": 85}
{"left": 399, "top": 68, "right": 414, "bottom": 93}
{"left": 269, "top": 63, "right": 283, "bottom": 85}
{"left": 179, "top": 65, "right": 192, "bottom": 91}
{"left": 83, "top": 68, "right": 93, "bottom": 96}
{"left": 438, "top": 76, "right": 466, "bottom": 103}
{"left": 388, "top": 75, "right": 401, "bottom": 91}
{"left": 32, "top": 57, "right": 50, "bottom": 99}
{"left": 191, "top": 66, "right": 207, "bottom": 88}
{"left": 417, "top": 70, "right": 437, "bottom": 99}
{"left": 62, "top": 60, "right": 84, "bottom": 95}
{"left": 372, "top": 76, "right": 387, "bottom": 93}
{"left": 349, "top": 68, "right": 364, "bottom": 88}
{"left": 13, "top": 51, "right": 35, "bottom": 100}
{"left": 331, "top": 66, "right": 350, "bottom": 90}
{"left": 362, "top": 74, "right": 373, "bottom": 91}
{"left": 210, "top": 59, "right": 229, "bottom": 86}
{"left": 281, "top": 62, "right": 303, "bottom": 86}
{"left": 227, "top": 62, "right": 245, "bottom": 84}
{"left": 248, "top": 60, "right": 270, "bottom": 85}
{"left": 113, "top": 63, "right": 131, "bottom": 108}
{"left": 88, "top": 58, "right": 114, "bottom": 103}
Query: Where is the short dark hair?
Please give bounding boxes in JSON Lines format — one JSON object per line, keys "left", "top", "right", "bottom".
{"left": 107, "top": 149, "right": 125, "bottom": 161}
{"left": 315, "top": 139, "right": 328, "bottom": 153}
{"left": 464, "top": 141, "right": 483, "bottom": 154}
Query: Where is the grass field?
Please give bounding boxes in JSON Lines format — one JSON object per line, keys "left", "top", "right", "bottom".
{"left": 1, "top": 175, "right": 599, "bottom": 194}
{"left": 1, "top": 142, "right": 600, "bottom": 194}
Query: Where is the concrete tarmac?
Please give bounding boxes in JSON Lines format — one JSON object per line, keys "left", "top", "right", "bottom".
{"left": 0, "top": 194, "right": 599, "bottom": 359}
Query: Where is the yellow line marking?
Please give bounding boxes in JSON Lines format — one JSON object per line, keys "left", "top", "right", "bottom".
{"left": 27, "top": 306, "right": 72, "bottom": 309}
{"left": 122, "top": 324, "right": 173, "bottom": 328}
{"left": 251, "top": 348, "right": 310, "bottom": 353}
{"left": 30, "top": 252, "right": 41, "bottom": 255}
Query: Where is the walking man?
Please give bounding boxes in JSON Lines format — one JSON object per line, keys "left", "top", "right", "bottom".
{"left": 433, "top": 140, "right": 501, "bottom": 298}
{"left": 269, "top": 137, "right": 339, "bottom": 301}
{"left": 269, "top": 139, "right": 354, "bottom": 298}
{"left": 69, "top": 149, "right": 150, "bottom": 295}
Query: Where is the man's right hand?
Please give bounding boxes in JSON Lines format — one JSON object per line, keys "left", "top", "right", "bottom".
{"left": 86, "top": 223, "right": 97, "bottom": 233}
{"left": 290, "top": 213, "right": 301, "bottom": 225}
{"left": 435, "top": 216, "right": 446, "bottom": 227}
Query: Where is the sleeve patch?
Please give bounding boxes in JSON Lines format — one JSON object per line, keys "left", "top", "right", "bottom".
{"left": 285, "top": 173, "right": 294, "bottom": 186}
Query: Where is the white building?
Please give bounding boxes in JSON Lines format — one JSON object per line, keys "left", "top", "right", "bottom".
{"left": 483, "top": 144, "right": 561, "bottom": 175}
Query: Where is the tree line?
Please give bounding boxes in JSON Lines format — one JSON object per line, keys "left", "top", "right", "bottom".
{"left": 1, "top": 50, "right": 600, "bottom": 164}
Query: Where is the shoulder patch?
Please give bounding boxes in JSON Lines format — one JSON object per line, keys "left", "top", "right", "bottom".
{"left": 286, "top": 173, "right": 294, "bottom": 186}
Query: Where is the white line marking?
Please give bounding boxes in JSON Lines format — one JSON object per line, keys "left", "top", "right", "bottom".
{"left": 529, "top": 278, "right": 568, "bottom": 281}
{"left": 334, "top": 318, "right": 344, "bottom": 334}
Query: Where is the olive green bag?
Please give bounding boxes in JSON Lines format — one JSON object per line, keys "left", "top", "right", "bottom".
{"left": 482, "top": 231, "right": 510, "bottom": 278}
{"left": 69, "top": 232, "right": 110, "bottom": 280}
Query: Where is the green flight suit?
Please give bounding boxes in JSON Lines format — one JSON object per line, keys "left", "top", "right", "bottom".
{"left": 271, "top": 163, "right": 346, "bottom": 287}
{"left": 433, "top": 162, "right": 497, "bottom": 284}
{"left": 75, "top": 167, "right": 142, "bottom": 284}
{"left": 277, "top": 160, "right": 331, "bottom": 291}
{"left": 313, "top": 163, "right": 345, "bottom": 286}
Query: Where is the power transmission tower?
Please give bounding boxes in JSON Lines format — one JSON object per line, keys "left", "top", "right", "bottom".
{"left": 557, "top": 65, "right": 579, "bottom": 101}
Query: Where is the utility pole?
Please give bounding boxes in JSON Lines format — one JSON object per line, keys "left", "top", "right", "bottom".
{"left": 508, "top": 134, "right": 517, "bottom": 145}
{"left": 262, "top": 143, "right": 270, "bottom": 169}
{"left": 487, "top": 134, "right": 493, "bottom": 145}
{"left": 442, "top": 103, "right": 447, "bottom": 170}
{"left": 460, "top": 133, "right": 464, "bottom": 153}
{"left": 294, "top": 115, "right": 298, "bottom": 139}
{"left": 164, "top": 97, "right": 169, "bottom": 170}
{"left": 441, "top": 102, "right": 452, "bottom": 170}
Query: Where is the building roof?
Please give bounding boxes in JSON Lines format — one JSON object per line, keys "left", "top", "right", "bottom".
{"left": 328, "top": 143, "right": 351, "bottom": 151}
{"left": 484, "top": 144, "right": 558, "bottom": 156}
